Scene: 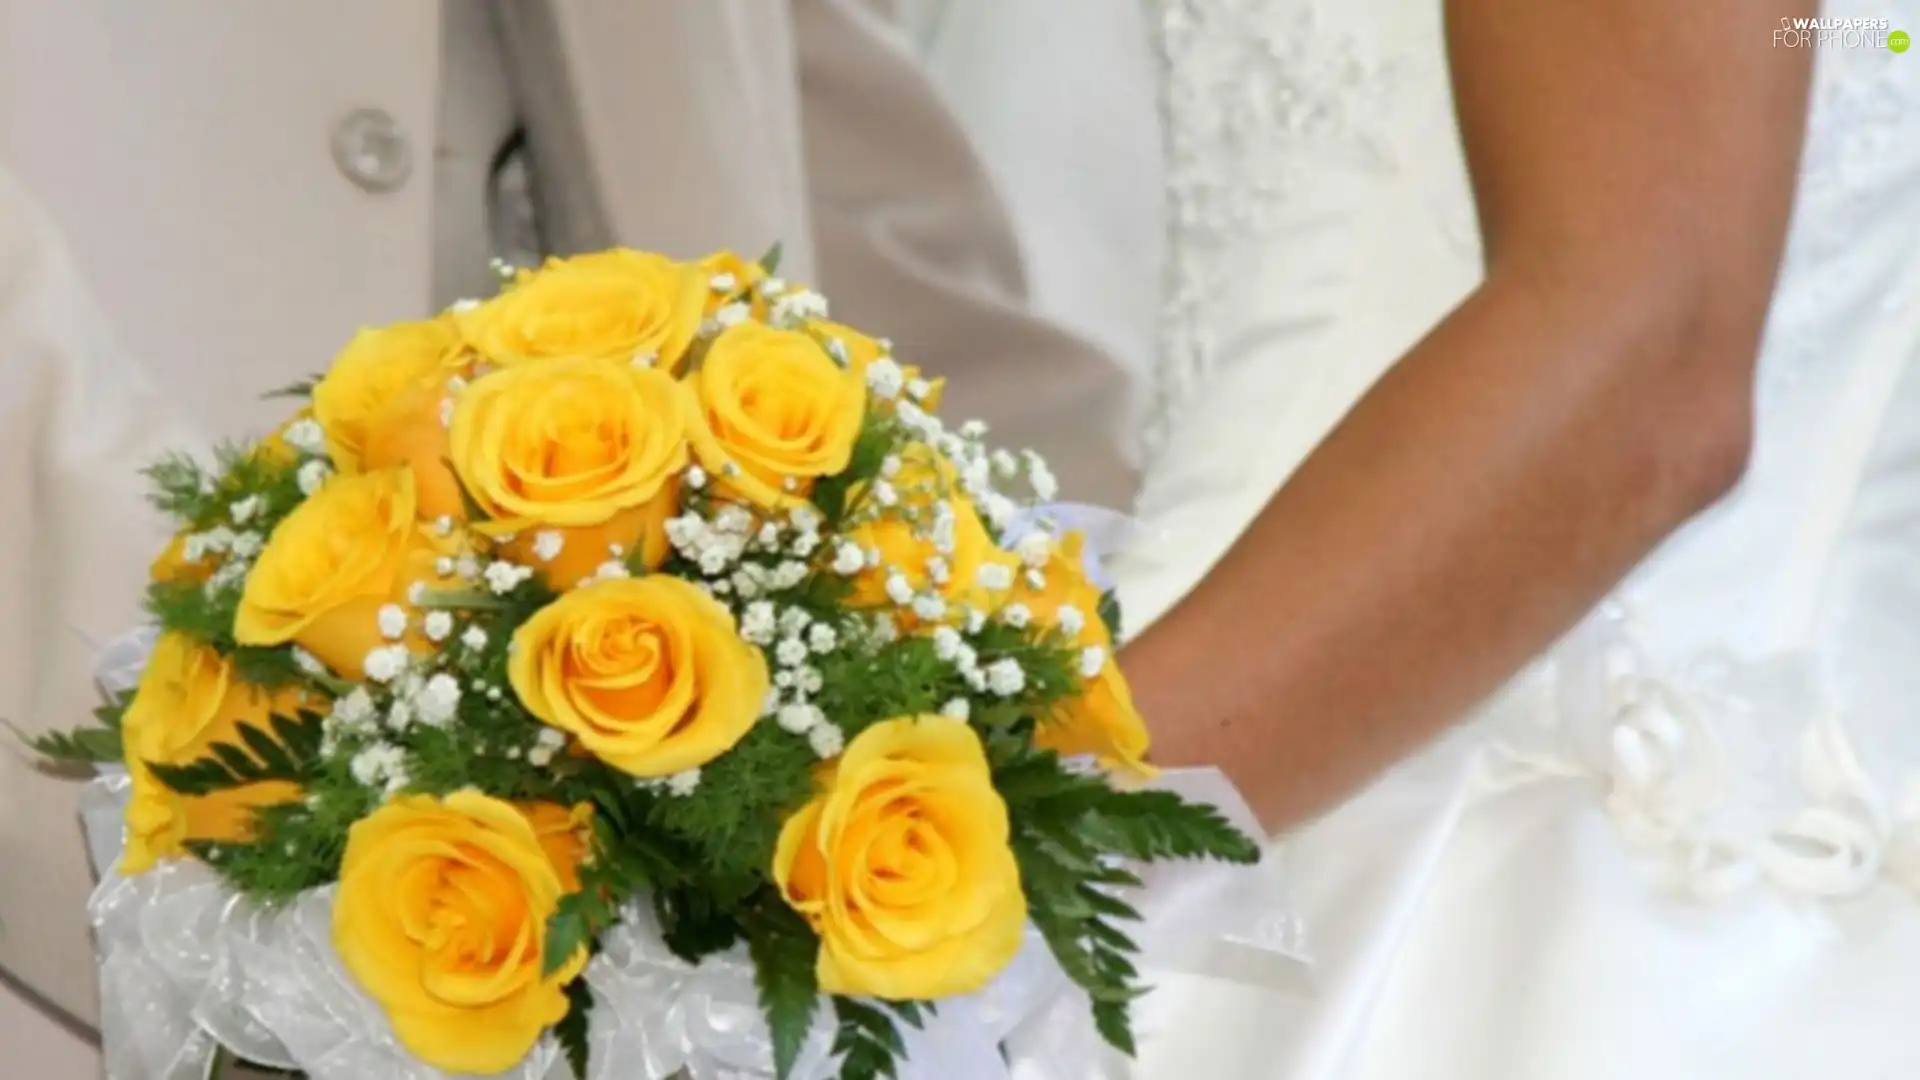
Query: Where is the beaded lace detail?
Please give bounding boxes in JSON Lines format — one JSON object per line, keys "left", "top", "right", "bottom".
{"left": 1144, "top": 0, "right": 1411, "bottom": 454}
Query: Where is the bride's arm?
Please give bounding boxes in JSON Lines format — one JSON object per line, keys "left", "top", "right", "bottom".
{"left": 1126, "top": 0, "right": 1816, "bottom": 829}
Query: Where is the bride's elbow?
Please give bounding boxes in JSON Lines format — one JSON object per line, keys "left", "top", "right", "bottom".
{"left": 1636, "top": 275, "right": 1762, "bottom": 513}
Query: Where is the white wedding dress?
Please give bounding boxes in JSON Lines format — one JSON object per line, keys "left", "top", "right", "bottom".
{"left": 1107, "top": 1, "right": 1920, "bottom": 1077}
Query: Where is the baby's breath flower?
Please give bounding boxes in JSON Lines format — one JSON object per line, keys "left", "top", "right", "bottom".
{"left": 228, "top": 495, "right": 263, "bottom": 525}
{"left": 807, "top": 623, "right": 838, "bottom": 653}
{"left": 807, "top": 724, "right": 846, "bottom": 759}
{"left": 987, "top": 658, "right": 1027, "bottom": 697}
{"left": 1057, "top": 605, "right": 1087, "bottom": 638}
{"left": 741, "top": 602, "right": 778, "bottom": 645}
{"left": 777, "top": 703, "right": 823, "bottom": 734}
{"left": 377, "top": 603, "right": 409, "bottom": 641}
{"left": 940, "top": 697, "right": 972, "bottom": 721}
{"left": 976, "top": 563, "right": 1014, "bottom": 592}
{"left": 362, "top": 645, "right": 409, "bottom": 683}
{"left": 832, "top": 542, "right": 866, "bottom": 576}
{"left": 1001, "top": 603, "right": 1032, "bottom": 629}
{"left": 911, "top": 595, "right": 947, "bottom": 622}
{"left": 865, "top": 357, "right": 905, "bottom": 400}
{"left": 884, "top": 572, "right": 915, "bottom": 606}
{"left": 1015, "top": 533, "right": 1052, "bottom": 569}
{"left": 775, "top": 638, "right": 810, "bottom": 668}
{"left": 667, "top": 768, "right": 703, "bottom": 797}
{"left": 532, "top": 531, "right": 565, "bottom": 562}
{"left": 423, "top": 610, "right": 455, "bottom": 643}
{"left": 931, "top": 626, "right": 964, "bottom": 662}
{"left": 1080, "top": 646, "right": 1108, "bottom": 679}
{"left": 283, "top": 418, "right": 326, "bottom": 456}
{"left": 484, "top": 560, "right": 536, "bottom": 595}
{"left": 460, "top": 625, "right": 489, "bottom": 652}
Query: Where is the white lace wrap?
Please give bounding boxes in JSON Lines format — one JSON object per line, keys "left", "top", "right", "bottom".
{"left": 83, "top": 626, "right": 1307, "bottom": 1080}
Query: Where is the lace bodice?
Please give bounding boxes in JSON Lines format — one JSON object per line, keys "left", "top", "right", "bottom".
{"left": 1131, "top": 0, "right": 1920, "bottom": 901}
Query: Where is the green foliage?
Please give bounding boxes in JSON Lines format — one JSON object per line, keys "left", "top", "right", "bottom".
{"left": 646, "top": 724, "right": 818, "bottom": 886}
{"left": 832, "top": 998, "right": 908, "bottom": 1080}
{"left": 544, "top": 893, "right": 598, "bottom": 978}
{"left": 556, "top": 978, "right": 594, "bottom": 1079}
{"left": 147, "top": 709, "right": 326, "bottom": 797}
{"left": 261, "top": 376, "right": 320, "bottom": 401}
{"left": 1098, "top": 589, "right": 1124, "bottom": 643}
{"left": 811, "top": 413, "right": 903, "bottom": 528}
{"left": 192, "top": 773, "right": 377, "bottom": 905}
{"left": 22, "top": 694, "right": 127, "bottom": 765}
{"left": 748, "top": 901, "right": 821, "bottom": 1080}
{"left": 992, "top": 735, "right": 1258, "bottom": 1056}
{"left": 758, "top": 241, "right": 785, "bottom": 276}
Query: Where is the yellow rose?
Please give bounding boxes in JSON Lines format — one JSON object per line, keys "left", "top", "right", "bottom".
{"left": 807, "top": 319, "right": 945, "bottom": 412}
{"left": 509, "top": 576, "right": 769, "bottom": 778}
{"left": 312, "top": 318, "right": 470, "bottom": 473}
{"left": 464, "top": 248, "right": 706, "bottom": 373}
{"left": 1004, "top": 532, "right": 1153, "bottom": 775}
{"left": 234, "top": 469, "right": 451, "bottom": 677}
{"left": 334, "top": 791, "right": 587, "bottom": 1074}
{"left": 448, "top": 358, "right": 693, "bottom": 589}
{"left": 688, "top": 322, "right": 868, "bottom": 510}
{"left": 773, "top": 716, "right": 1026, "bottom": 999}
{"left": 842, "top": 447, "right": 999, "bottom": 616}
{"left": 119, "top": 633, "right": 312, "bottom": 874}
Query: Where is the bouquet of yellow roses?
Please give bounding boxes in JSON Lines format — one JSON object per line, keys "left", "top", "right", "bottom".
{"left": 38, "top": 246, "right": 1260, "bottom": 1080}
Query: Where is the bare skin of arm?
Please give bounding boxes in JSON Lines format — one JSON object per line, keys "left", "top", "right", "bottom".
{"left": 1123, "top": 0, "right": 1815, "bottom": 831}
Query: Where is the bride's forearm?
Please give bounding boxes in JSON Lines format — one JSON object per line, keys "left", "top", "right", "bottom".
{"left": 1125, "top": 271, "right": 1748, "bottom": 827}
{"left": 1124, "top": 0, "right": 1814, "bottom": 831}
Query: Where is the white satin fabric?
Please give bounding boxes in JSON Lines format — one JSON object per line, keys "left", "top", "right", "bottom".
{"left": 1104, "top": 0, "right": 1920, "bottom": 1077}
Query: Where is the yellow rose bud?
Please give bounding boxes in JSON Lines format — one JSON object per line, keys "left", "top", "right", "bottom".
{"left": 687, "top": 322, "right": 868, "bottom": 510}
{"left": 843, "top": 447, "right": 998, "bottom": 616}
{"left": 235, "top": 469, "right": 451, "bottom": 677}
{"left": 448, "top": 358, "right": 693, "bottom": 589}
{"left": 465, "top": 248, "right": 706, "bottom": 373}
{"left": 150, "top": 530, "right": 213, "bottom": 585}
{"left": 1047, "top": 663, "right": 1154, "bottom": 777}
{"left": 334, "top": 791, "right": 586, "bottom": 1074}
{"left": 1005, "top": 532, "right": 1154, "bottom": 775}
{"left": 256, "top": 408, "right": 319, "bottom": 467}
{"left": 694, "top": 249, "right": 769, "bottom": 317}
{"left": 807, "top": 320, "right": 944, "bottom": 412}
{"left": 509, "top": 576, "right": 769, "bottom": 779}
{"left": 119, "top": 632, "right": 312, "bottom": 874}
{"left": 312, "top": 318, "right": 470, "bottom": 473}
{"left": 519, "top": 800, "right": 595, "bottom": 893}
{"left": 773, "top": 716, "right": 1026, "bottom": 999}
{"left": 357, "top": 384, "right": 466, "bottom": 524}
